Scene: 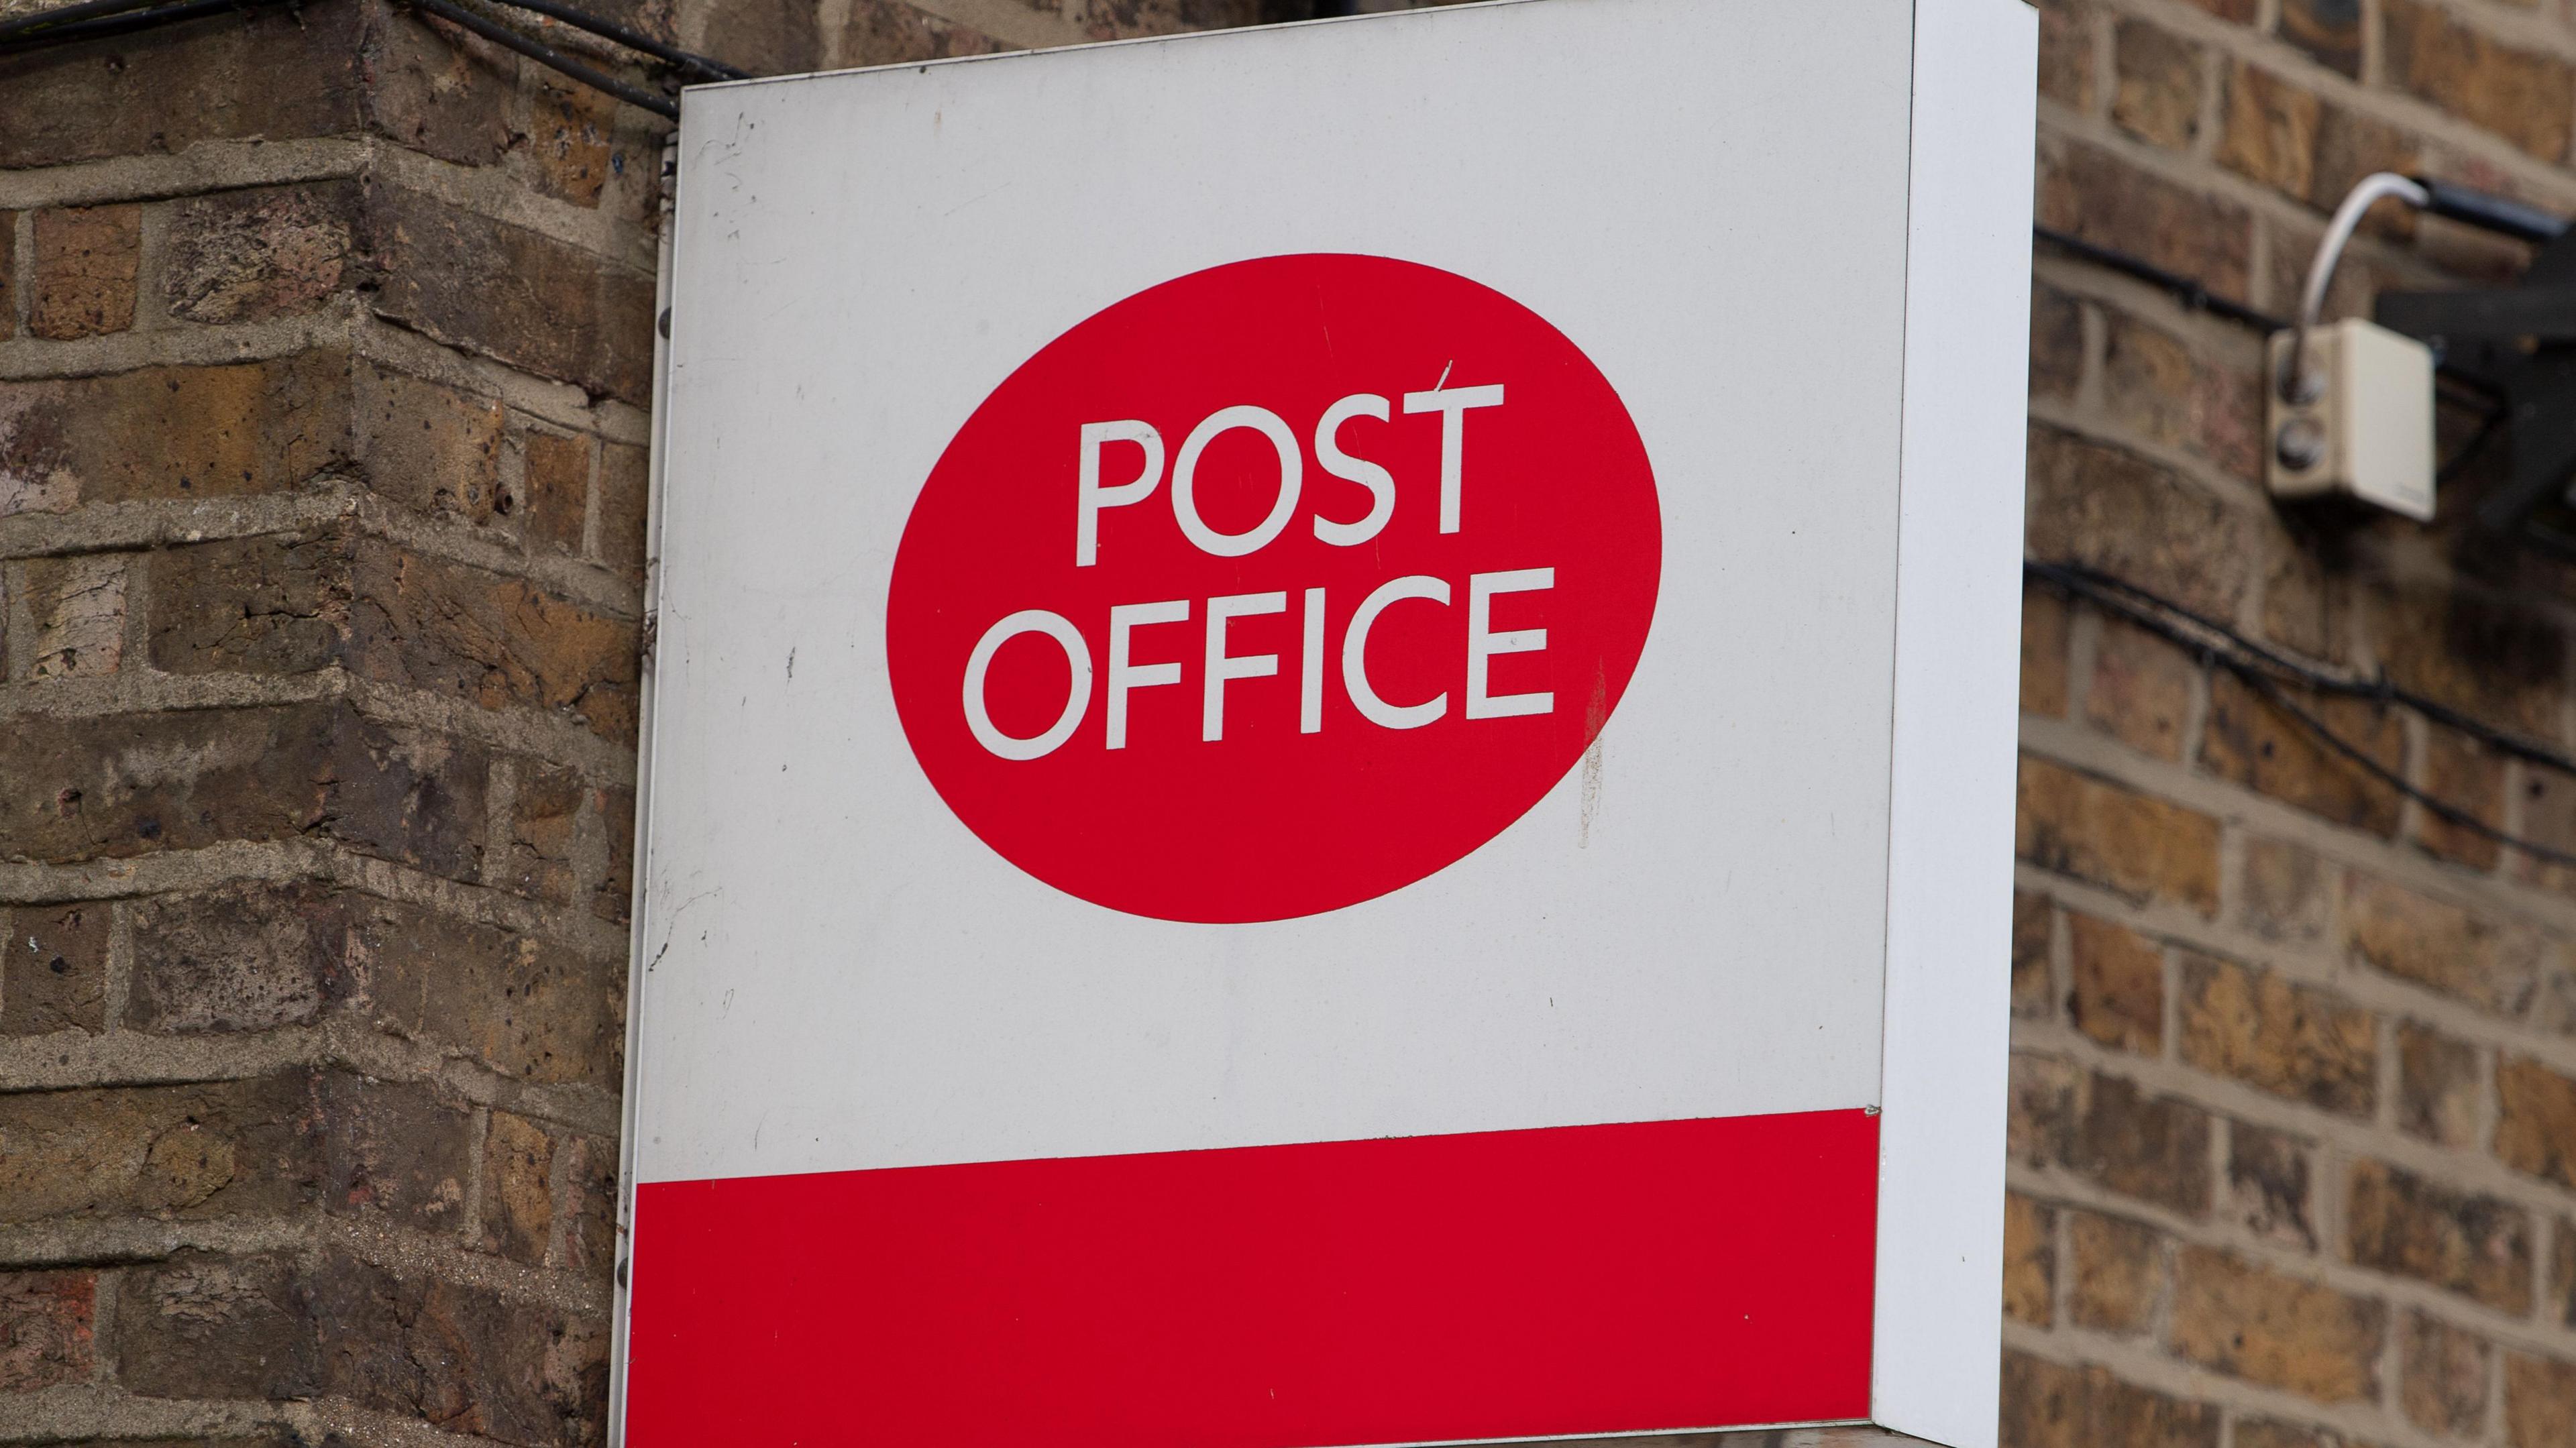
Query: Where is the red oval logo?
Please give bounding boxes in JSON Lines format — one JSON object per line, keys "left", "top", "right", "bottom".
{"left": 887, "top": 254, "right": 1661, "bottom": 924}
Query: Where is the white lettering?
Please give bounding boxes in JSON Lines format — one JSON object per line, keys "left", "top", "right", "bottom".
{"left": 1467, "top": 567, "right": 1554, "bottom": 719}
{"left": 1172, "top": 406, "right": 1302, "bottom": 558}
{"left": 962, "top": 610, "right": 1091, "bottom": 761}
{"left": 1399, "top": 381, "right": 1504, "bottom": 534}
{"left": 1203, "top": 591, "right": 1287, "bottom": 742}
{"left": 1106, "top": 599, "right": 1189, "bottom": 749}
{"left": 1311, "top": 393, "right": 1394, "bottom": 546}
{"left": 1076, "top": 420, "right": 1164, "bottom": 567}
{"left": 1342, "top": 575, "right": 1450, "bottom": 730}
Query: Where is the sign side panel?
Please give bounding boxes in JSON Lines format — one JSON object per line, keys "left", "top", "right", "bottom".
{"left": 605, "top": 129, "right": 686, "bottom": 1448}
{"left": 1871, "top": 1, "right": 2037, "bottom": 1444}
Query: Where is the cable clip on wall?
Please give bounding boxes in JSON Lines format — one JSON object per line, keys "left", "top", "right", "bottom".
{"left": 2272, "top": 172, "right": 2574, "bottom": 545}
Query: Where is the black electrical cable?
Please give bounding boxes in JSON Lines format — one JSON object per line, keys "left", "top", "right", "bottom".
{"left": 487, "top": 0, "right": 746, "bottom": 80}
{"left": 2029, "top": 558, "right": 2576, "bottom": 868}
{"left": 2035, "top": 225, "right": 2290, "bottom": 332}
{"left": 0, "top": 0, "right": 282, "bottom": 48}
{"left": 0, "top": 0, "right": 179, "bottom": 40}
{"left": 409, "top": 0, "right": 677, "bottom": 117}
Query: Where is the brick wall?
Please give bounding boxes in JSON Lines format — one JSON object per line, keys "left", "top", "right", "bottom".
{"left": 2017, "top": 1, "right": 2576, "bottom": 1447}
{"left": 11, "top": 0, "right": 2576, "bottom": 1445}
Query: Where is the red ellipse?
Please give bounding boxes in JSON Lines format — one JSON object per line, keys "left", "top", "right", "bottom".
{"left": 887, "top": 254, "right": 1660, "bottom": 924}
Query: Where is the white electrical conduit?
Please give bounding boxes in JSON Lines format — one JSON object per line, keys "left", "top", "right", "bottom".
{"left": 2279, "top": 171, "right": 2431, "bottom": 402}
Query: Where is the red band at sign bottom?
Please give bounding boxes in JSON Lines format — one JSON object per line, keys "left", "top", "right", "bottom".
{"left": 626, "top": 1109, "right": 1880, "bottom": 1447}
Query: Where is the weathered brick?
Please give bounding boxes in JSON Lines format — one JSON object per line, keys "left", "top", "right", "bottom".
{"left": 2035, "top": 139, "right": 2251, "bottom": 303}
{"left": 2071, "top": 1074, "right": 2212, "bottom": 1216}
{"left": 0, "top": 352, "right": 353, "bottom": 510}
{"left": 2347, "top": 1158, "right": 2532, "bottom": 1313}
{"left": 2217, "top": 64, "right": 2318, "bottom": 199}
{"left": 366, "top": 186, "right": 655, "bottom": 406}
{"left": 2068, "top": 913, "right": 2163, "bottom": 1054}
{"left": 2031, "top": 280, "right": 2084, "bottom": 402}
{"left": 2497, "top": 1056, "right": 2576, "bottom": 1189}
{"left": 2169, "top": 1246, "right": 2383, "bottom": 1402}
{"left": 325, "top": 715, "right": 494, "bottom": 882}
{"left": 17, "top": 554, "right": 129, "bottom": 679}
{"left": 522, "top": 430, "right": 593, "bottom": 555}
{"left": 2401, "top": 1310, "right": 2491, "bottom": 1439}
{"left": 2175, "top": 0, "right": 2253, "bottom": 19}
{"left": 505, "top": 763, "right": 584, "bottom": 905}
{"left": 2559, "top": 1219, "right": 2576, "bottom": 1330}
{"left": 2017, "top": 757, "right": 2221, "bottom": 915}
{"left": 147, "top": 531, "right": 350, "bottom": 676}
{"left": 557, "top": 1133, "right": 617, "bottom": 1277}
{"left": 165, "top": 181, "right": 365, "bottom": 325}
{"left": 349, "top": 541, "right": 640, "bottom": 743}
{"left": 2418, "top": 727, "right": 2504, "bottom": 870}
{"left": 839, "top": 0, "right": 1007, "bottom": 66}
{"left": 2100, "top": 308, "right": 2262, "bottom": 483}
{"left": 2003, "top": 1192, "right": 2055, "bottom": 1326}
{"left": 2512, "top": 765, "right": 2576, "bottom": 898}
{"left": 312, "top": 1251, "right": 608, "bottom": 1448}
{"left": 2346, "top": 873, "right": 2540, "bottom": 1017}
{"left": 2179, "top": 954, "right": 2375, "bottom": 1115}
{"left": 0, "top": 3, "right": 365, "bottom": 168}
{"left": 0, "top": 1074, "right": 319, "bottom": 1224}
{"left": 2365, "top": 579, "right": 2565, "bottom": 747}
{"left": 369, "top": 4, "right": 516, "bottom": 166}
{"left": 2505, "top": 1353, "right": 2576, "bottom": 1448}
{"left": 319, "top": 1074, "right": 472, "bottom": 1229}
{"left": 30, "top": 205, "right": 142, "bottom": 339}
{"left": 2259, "top": 521, "right": 2337, "bottom": 661}
{"left": 2084, "top": 617, "right": 2193, "bottom": 762}
{"left": 2112, "top": 20, "right": 2203, "bottom": 151}
{"left": 2231, "top": 1423, "right": 2383, "bottom": 1448}
{"left": 2278, "top": 0, "right": 2360, "bottom": 76}
{"left": 0, "top": 704, "right": 336, "bottom": 865}
{"left": 2023, "top": 586, "right": 2070, "bottom": 718}
{"left": 2025, "top": 424, "right": 2247, "bottom": 621}
{"left": 694, "top": 0, "right": 824, "bottom": 70}
{"left": 2243, "top": 837, "right": 2331, "bottom": 946}
{"left": 2012, "top": 891, "right": 2055, "bottom": 1021}
{"left": 0, "top": 1270, "right": 93, "bottom": 1391}
{"left": 349, "top": 896, "right": 623, "bottom": 1087}
{"left": 0, "top": 211, "right": 15, "bottom": 340}
{"left": 480, "top": 1111, "right": 555, "bottom": 1266}
{"left": 2035, "top": 0, "right": 2097, "bottom": 113}
{"left": 526, "top": 82, "right": 618, "bottom": 209}
{"left": 2068, "top": 1209, "right": 2159, "bottom": 1333}
{"left": 2311, "top": 105, "right": 2418, "bottom": 223}
{"left": 0, "top": 901, "right": 107, "bottom": 1036}
{"left": 597, "top": 440, "right": 649, "bottom": 573}
{"left": 2383, "top": 0, "right": 2573, "bottom": 162}
{"left": 2229, "top": 1121, "right": 2317, "bottom": 1251}
{"left": 2000, "top": 1351, "right": 2218, "bottom": 1448}
{"left": 116, "top": 1251, "right": 314, "bottom": 1400}
{"left": 2010, "top": 1052, "right": 2081, "bottom": 1168}
{"left": 2200, "top": 675, "right": 2402, "bottom": 836}
{"left": 128, "top": 881, "right": 343, "bottom": 1034}
{"left": 355, "top": 361, "right": 506, "bottom": 524}
{"left": 2397, "top": 1021, "right": 2481, "bottom": 1148}
{"left": 592, "top": 787, "right": 634, "bottom": 926}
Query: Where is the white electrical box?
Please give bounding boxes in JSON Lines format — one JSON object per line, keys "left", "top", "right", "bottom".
{"left": 2267, "top": 317, "right": 2436, "bottom": 520}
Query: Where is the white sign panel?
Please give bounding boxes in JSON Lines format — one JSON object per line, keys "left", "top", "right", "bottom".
{"left": 620, "top": 2, "right": 2035, "bottom": 1444}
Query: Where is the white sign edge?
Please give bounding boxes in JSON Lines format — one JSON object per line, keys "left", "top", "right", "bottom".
{"left": 1870, "top": 1, "right": 2037, "bottom": 1445}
